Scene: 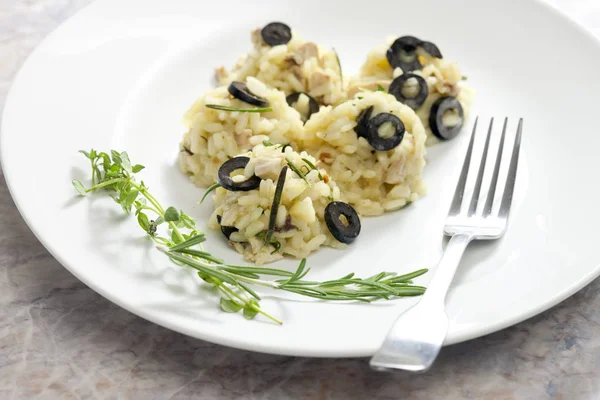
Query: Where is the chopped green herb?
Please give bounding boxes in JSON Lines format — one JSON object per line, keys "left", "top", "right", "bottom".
{"left": 301, "top": 157, "right": 323, "bottom": 180}
{"left": 333, "top": 48, "right": 343, "bottom": 85}
{"left": 376, "top": 84, "right": 386, "bottom": 92}
{"left": 461, "top": 76, "right": 468, "bottom": 81}
{"left": 265, "top": 166, "right": 288, "bottom": 244}
{"left": 263, "top": 140, "right": 275, "bottom": 147}
{"left": 199, "top": 182, "right": 221, "bottom": 204}
{"left": 285, "top": 158, "right": 310, "bottom": 185}
{"left": 206, "top": 104, "right": 273, "bottom": 113}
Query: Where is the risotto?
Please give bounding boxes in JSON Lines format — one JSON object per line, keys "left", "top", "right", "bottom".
{"left": 215, "top": 23, "right": 345, "bottom": 106}
{"left": 348, "top": 36, "right": 474, "bottom": 145}
{"left": 209, "top": 144, "right": 349, "bottom": 265}
{"left": 302, "top": 90, "right": 427, "bottom": 216}
{"left": 178, "top": 26, "right": 474, "bottom": 263}
{"left": 179, "top": 77, "right": 304, "bottom": 187}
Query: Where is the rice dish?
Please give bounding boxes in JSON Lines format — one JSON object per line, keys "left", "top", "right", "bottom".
{"left": 216, "top": 25, "right": 345, "bottom": 105}
{"left": 179, "top": 77, "right": 304, "bottom": 187}
{"left": 348, "top": 36, "right": 474, "bottom": 145}
{"left": 209, "top": 144, "right": 344, "bottom": 265}
{"left": 302, "top": 90, "right": 427, "bottom": 216}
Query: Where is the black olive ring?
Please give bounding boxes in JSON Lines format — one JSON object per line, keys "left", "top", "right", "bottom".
{"left": 366, "top": 112, "right": 405, "bottom": 151}
{"left": 261, "top": 22, "right": 292, "bottom": 46}
{"left": 217, "top": 157, "right": 262, "bottom": 191}
{"left": 286, "top": 92, "right": 320, "bottom": 123}
{"left": 355, "top": 106, "right": 374, "bottom": 138}
{"left": 324, "top": 201, "right": 361, "bottom": 244}
{"left": 429, "top": 96, "right": 464, "bottom": 140}
{"left": 228, "top": 81, "right": 269, "bottom": 107}
{"left": 216, "top": 215, "right": 239, "bottom": 240}
{"left": 388, "top": 73, "right": 429, "bottom": 110}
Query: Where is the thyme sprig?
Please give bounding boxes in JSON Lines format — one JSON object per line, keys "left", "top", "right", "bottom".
{"left": 72, "top": 150, "right": 427, "bottom": 324}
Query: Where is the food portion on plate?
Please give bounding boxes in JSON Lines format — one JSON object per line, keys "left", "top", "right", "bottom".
{"left": 348, "top": 36, "right": 474, "bottom": 144}
{"left": 303, "top": 90, "right": 426, "bottom": 216}
{"left": 215, "top": 22, "right": 345, "bottom": 106}
{"left": 177, "top": 23, "right": 474, "bottom": 263}
{"left": 179, "top": 77, "right": 304, "bottom": 187}
{"left": 209, "top": 143, "right": 354, "bottom": 264}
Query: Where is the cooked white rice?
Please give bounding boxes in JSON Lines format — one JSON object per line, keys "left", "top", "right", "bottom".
{"left": 348, "top": 38, "right": 474, "bottom": 145}
{"left": 216, "top": 28, "right": 345, "bottom": 105}
{"left": 209, "top": 144, "right": 344, "bottom": 265}
{"left": 302, "top": 90, "right": 427, "bottom": 216}
{"left": 179, "top": 77, "right": 304, "bottom": 187}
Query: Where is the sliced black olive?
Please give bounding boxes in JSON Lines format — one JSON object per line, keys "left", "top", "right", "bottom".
{"left": 429, "top": 96, "right": 464, "bottom": 140}
{"left": 324, "top": 201, "right": 361, "bottom": 244}
{"left": 355, "top": 106, "right": 374, "bottom": 138}
{"left": 228, "top": 81, "right": 268, "bottom": 107}
{"left": 388, "top": 73, "right": 429, "bottom": 110}
{"left": 286, "top": 92, "right": 319, "bottom": 123}
{"left": 421, "top": 41, "right": 443, "bottom": 59}
{"left": 386, "top": 36, "right": 423, "bottom": 72}
{"left": 217, "top": 157, "right": 261, "bottom": 191}
{"left": 216, "top": 215, "right": 238, "bottom": 240}
{"left": 366, "top": 112, "right": 405, "bottom": 151}
{"left": 261, "top": 22, "right": 292, "bottom": 46}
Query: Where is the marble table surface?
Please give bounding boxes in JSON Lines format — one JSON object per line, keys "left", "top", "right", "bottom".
{"left": 1, "top": 0, "right": 600, "bottom": 398}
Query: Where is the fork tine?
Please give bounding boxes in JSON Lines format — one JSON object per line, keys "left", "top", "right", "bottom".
{"left": 448, "top": 117, "right": 478, "bottom": 216}
{"left": 467, "top": 118, "right": 494, "bottom": 216}
{"left": 482, "top": 118, "right": 508, "bottom": 217}
{"left": 498, "top": 118, "right": 523, "bottom": 219}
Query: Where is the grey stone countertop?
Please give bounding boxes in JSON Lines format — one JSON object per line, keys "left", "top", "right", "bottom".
{"left": 1, "top": 0, "right": 600, "bottom": 399}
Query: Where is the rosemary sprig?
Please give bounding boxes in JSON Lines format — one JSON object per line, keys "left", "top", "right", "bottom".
{"left": 206, "top": 104, "right": 273, "bottom": 113}
{"left": 72, "top": 149, "right": 428, "bottom": 323}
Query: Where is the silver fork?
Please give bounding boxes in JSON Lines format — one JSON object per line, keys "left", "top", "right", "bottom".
{"left": 369, "top": 117, "right": 523, "bottom": 372}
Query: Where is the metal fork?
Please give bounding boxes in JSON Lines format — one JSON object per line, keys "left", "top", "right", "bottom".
{"left": 369, "top": 117, "right": 523, "bottom": 372}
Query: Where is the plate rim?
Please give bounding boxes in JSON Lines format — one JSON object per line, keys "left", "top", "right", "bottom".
{"left": 2, "top": 0, "right": 600, "bottom": 357}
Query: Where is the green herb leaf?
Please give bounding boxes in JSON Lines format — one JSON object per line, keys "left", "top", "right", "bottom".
{"left": 169, "top": 233, "right": 206, "bottom": 251}
{"left": 199, "top": 182, "right": 221, "bottom": 204}
{"left": 206, "top": 104, "right": 273, "bottom": 113}
{"left": 301, "top": 157, "right": 323, "bottom": 180}
{"left": 171, "top": 229, "right": 182, "bottom": 244}
{"left": 220, "top": 298, "right": 242, "bottom": 313}
{"left": 265, "top": 166, "right": 287, "bottom": 244}
{"left": 79, "top": 150, "right": 91, "bottom": 159}
{"left": 243, "top": 304, "right": 259, "bottom": 320}
{"left": 286, "top": 158, "right": 310, "bottom": 185}
{"left": 120, "top": 152, "right": 132, "bottom": 173}
{"left": 376, "top": 84, "right": 386, "bottom": 92}
{"left": 263, "top": 140, "right": 274, "bottom": 147}
{"left": 164, "top": 206, "right": 180, "bottom": 222}
{"left": 461, "top": 75, "right": 468, "bottom": 81}
{"left": 72, "top": 179, "right": 87, "bottom": 196}
{"left": 132, "top": 164, "right": 145, "bottom": 173}
{"left": 137, "top": 212, "right": 150, "bottom": 232}
{"left": 333, "top": 48, "right": 343, "bottom": 85}
{"left": 110, "top": 150, "right": 122, "bottom": 165}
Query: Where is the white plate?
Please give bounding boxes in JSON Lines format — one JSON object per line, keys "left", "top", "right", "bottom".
{"left": 2, "top": 0, "right": 600, "bottom": 357}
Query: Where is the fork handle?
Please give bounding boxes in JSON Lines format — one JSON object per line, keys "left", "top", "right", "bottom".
{"left": 421, "top": 233, "right": 472, "bottom": 307}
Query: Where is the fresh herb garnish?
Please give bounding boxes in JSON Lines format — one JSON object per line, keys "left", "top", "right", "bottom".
{"left": 199, "top": 182, "right": 221, "bottom": 204}
{"left": 285, "top": 158, "right": 310, "bottom": 185}
{"left": 206, "top": 104, "right": 273, "bottom": 113}
{"left": 461, "top": 76, "right": 468, "bottom": 81}
{"left": 376, "top": 84, "right": 386, "bottom": 92}
{"left": 265, "top": 166, "right": 288, "bottom": 244}
{"left": 301, "top": 157, "right": 323, "bottom": 180}
{"left": 333, "top": 48, "right": 343, "bottom": 85}
{"left": 263, "top": 140, "right": 275, "bottom": 147}
{"left": 72, "top": 150, "right": 428, "bottom": 323}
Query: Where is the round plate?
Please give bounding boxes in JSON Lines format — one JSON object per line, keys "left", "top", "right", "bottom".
{"left": 3, "top": 0, "right": 600, "bottom": 357}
